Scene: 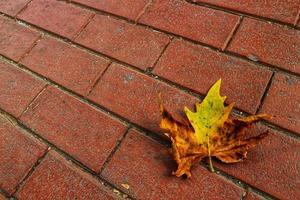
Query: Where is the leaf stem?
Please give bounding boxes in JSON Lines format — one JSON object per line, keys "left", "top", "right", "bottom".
{"left": 207, "top": 138, "right": 215, "bottom": 173}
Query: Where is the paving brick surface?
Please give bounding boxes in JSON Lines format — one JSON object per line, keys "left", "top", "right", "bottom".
{"left": 20, "top": 86, "right": 127, "bottom": 172}
{"left": 0, "top": 17, "right": 40, "bottom": 61}
{"left": 193, "top": 0, "right": 300, "bottom": 24}
{"left": 18, "top": 0, "right": 92, "bottom": 39}
{"left": 20, "top": 37, "right": 110, "bottom": 96}
{"left": 154, "top": 39, "right": 272, "bottom": 114}
{"left": 0, "top": 0, "right": 299, "bottom": 198}
{"left": 260, "top": 73, "right": 300, "bottom": 135}
{"left": 245, "top": 192, "right": 263, "bottom": 200}
{"left": 0, "top": 0, "right": 30, "bottom": 16}
{"left": 139, "top": 0, "right": 240, "bottom": 49}
{"left": 0, "top": 116, "right": 47, "bottom": 195}
{"left": 102, "top": 129, "right": 243, "bottom": 200}
{"left": 16, "top": 151, "right": 117, "bottom": 200}
{"left": 72, "top": 0, "right": 149, "bottom": 20}
{"left": 88, "top": 63, "right": 198, "bottom": 133}
{"left": 228, "top": 18, "right": 300, "bottom": 75}
{"left": 0, "top": 61, "right": 45, "bottom": 117}
{"left": 76, "top": 15, "right": 170, "bottom": 70}
{"left": 214, "top": 125, "right": 300, "bottom": 200}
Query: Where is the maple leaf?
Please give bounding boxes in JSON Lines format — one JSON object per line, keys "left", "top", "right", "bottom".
{"left": 159, "top": 79, "right": 270, "bottom": 178}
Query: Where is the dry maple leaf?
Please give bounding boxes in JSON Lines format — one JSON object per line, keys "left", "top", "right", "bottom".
{"left": 159, "top": 79, "right": 271, "bottom": 178}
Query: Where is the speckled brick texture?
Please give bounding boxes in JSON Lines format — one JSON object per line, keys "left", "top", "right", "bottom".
{"left": 154, "top": 39, "right": 272, "bottom": 114}
{"left": 101, "top": 129, "right": 244, "bottom": 200}
{"left": 76, "top": 15, "right": 170, "bottom": 70}
{"left": 228, "top": 18, "right": 300, "bottom": 75}
{"left": 0, "top": 0, "right": 299, "bottom": 199}
{"left": 139, "top": 0, "right": 240, "bottom": 49}
{"left": 16, "top": 151, "right": 118, "bottom": 200}
{"left": 20, "top": 86, "right": 127, "bottom": 172}
{"left": 260, "top": 73, "right": 300, "bottom": 134}
{"left": 0, "top": 0, "right": 31, "bottom": 16}
{"left": 192, "top": 0, "right": 300, "bottom": 24}
{"left": 88, "top": 63, "right": 198, "bottom": 134}
{"left": 0, "top": 17, "right": 40, "bottom": 61}
{"left": 72, "top": 0, "right": 149, "bottom": 20}
{"left": 20, "top": 37, "right": 110, "bottom": 96}
{"left": 0, "top": 116, "right": 47, "bottom": 195}
{"left": 18, "top": 0, "right": 92, "bottom": 39}
{"left": 0, "top": 61, "right": 45, "bottom": 117}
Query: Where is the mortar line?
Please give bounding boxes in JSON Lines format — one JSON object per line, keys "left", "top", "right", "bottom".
{"left": 1, "top": 51, "right": 300, "bottom": 142}
{"left": 14, "top": 0, "right": 34, "bottom": 17}
{"left": 17, "top": 34, "right": 42, "bottom": 63}
{"left": 99, "top": 126, "right": 132, "bottom": 174}
{"left": 0, "top": 107, "right": 135, "bottom": 200}
{"left": 255, "top": 72, "right": 275, "bottom": 115}
{"left": 86, "top": 62, "right": 113, "bottom": 97}
{"left": 221, "top": 16, "right": 243, "bottom": 51}
{"left": 185, "top": 0, "right": 299, "bottom": 30}
{"left": 71, "top": 12, "right": 96, "bottom": 41}
{"left": 1, "top": 11, "right": 300, "bottom": 81}
{"left": 18, "top": 84, "right": 48, "bottom": 119}
{"left": 150, "top": 36, "right": 173, "bottom": 72}
{"left": 134, "top": 0, "right": 154, "bottom": 23}
{"left": 11, "top": 149, "right": 49, "bottom": 197}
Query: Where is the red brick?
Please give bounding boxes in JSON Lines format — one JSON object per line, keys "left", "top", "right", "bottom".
{"left": 0, "top": 0, "right": 30, "bottom": 16}
{"left": 20, "top": 37, "right": 110, "bottom": 96}
{"left": 260, "top": 73, "right": 300, "bottom": 134}
{"left": 88, "top": 63, "right": 198, "bottom": 133}
{"left": 228, "top": 18, "right": 300, "bottom": 75}
{"left": 154, "top": 39, "right": 272, "bottom": 114}
{"left": 193, "top": 0, "right": 300, "bottom": 24}
{"left": 76, "top": 15, "right": 169, "bottom": 70}
{"left": 16, "top": 151, "right": 117, "bottom": 200}
{"left": 18, "top": 0, "right": 92, "bottom": 39}
{"left": 0, "top": 116, "right": 47, "bottom": 195}
{"left": 214, "top": 125, "right": 300, "bottom": 200}
{"left": 245, "top": 192, "right": 264, "bottom": 200}
{"left": 72, "top": 0, "right": 149, "bottom": 20}
{"left": 139, "top": 0, "right": 240, "bottom": 49}
{"left": 20, "top": 86, "right": 126, "bottom": 172}
{"left": 0, "top": 17, "right": 40, "bottom": 61}
{"left": 0, "top": 61, "right": 45, "bottom": 117}
{"left": 101, "top": 129, "right": 243, "bottom": 199}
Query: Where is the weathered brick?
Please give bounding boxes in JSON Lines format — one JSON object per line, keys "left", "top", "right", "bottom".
{"left": 76, "top": 15, "right": 169, "bottom": 70}
{"left": 21, "top": 37, "right": 110, "bottom": 96}
{"left": 0, "top": 61, "right": 45, "bottom": 117}
{"left": 101, "top": 129, "right": 243, "bottom": 199}
{"left": 245, "top": 192, "right": 264, "bottom": 200}
{"left": 0, "top": 17, "right": 40, "bottom": 61}
{"left": 214, "top": 125, "right": 300, "bottom": 200}
{"left": 0, "top": 116, "right": 47, "bottom": 195}
{"left": 16, "top": 151, "right": 117, "bottom": 200}
{"left": 72, "top": 0, "right": 149, "bottom": 20}
{"left": 260, "top": 73, "right": 300, "bottom": 134}
{"left": 193, "top": 0, "right": 300, "bottom": 24}
{"left": 20, "top": 86, "right": 126, "bottom": 172}
{"left": 228, "top": 18, "right": 300, "bottom": 75}
{"left": 18, "top": 0, "right": 92, "bottom": 39}
{"left": 0, "top": 0, "right": 30, "bottom": 16}
{"left": 139, "top": 0, "right": 240, "bottom": 49}
{"left": 154, "top": 39, "right": 272, "bottom": 114}
{"left": 88, "top": 63, "right": 198, "bottom": 133}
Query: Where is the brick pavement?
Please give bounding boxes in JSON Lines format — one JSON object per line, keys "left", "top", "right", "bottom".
{"left": 0, "top": 0, "right": 299, "bottom": 199}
